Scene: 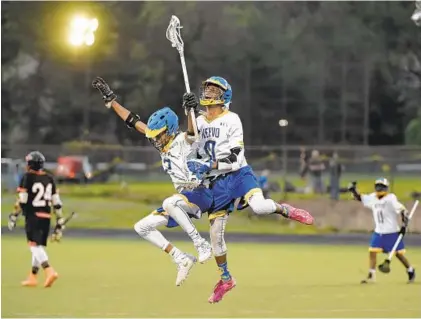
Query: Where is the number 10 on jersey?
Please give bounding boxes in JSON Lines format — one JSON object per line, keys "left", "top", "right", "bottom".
{"left": 204, "top": 141, "right": 216, "bottom": 162}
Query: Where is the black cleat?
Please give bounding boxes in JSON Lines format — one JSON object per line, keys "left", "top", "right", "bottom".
{"left": 361, "top": 272, "right": 375, "bottom": 284}
{"left": 408, "top": 269, "right": 416, "bottom": 283}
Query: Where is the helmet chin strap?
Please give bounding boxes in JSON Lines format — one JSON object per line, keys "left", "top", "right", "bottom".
{"left": 376, "top": 191, "right": 388, "bottom": 199}
{"left": 161, "top": 134, "right": 176, "bottom": 153}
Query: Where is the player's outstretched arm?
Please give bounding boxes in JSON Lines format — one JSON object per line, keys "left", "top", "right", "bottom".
{"left": 182, "top": 92, "right": 199, "bottom": 143}
{"left": 92, "top": 77, "right": 146, "bottom": 134}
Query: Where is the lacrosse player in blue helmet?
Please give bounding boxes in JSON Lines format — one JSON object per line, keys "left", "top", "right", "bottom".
{"left": 181, "top": 76, "right": 314, "bottom": 303}
{"left": 92, "top": 77, "right": 214, "bottom": 286}
{"left": 348, "top": 178, "right": 416, "bottom": 284}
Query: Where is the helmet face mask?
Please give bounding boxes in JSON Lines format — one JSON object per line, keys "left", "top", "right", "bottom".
{"left": 374, "top": 177, "right": 389, "bottom": 197}
{"left": 148, "top": 129, "right": 174, "bottom": 152}
{"left": 200, "top": 83, "right": 225, "bottom": 106}
{"left": 199, "top": 76, "right": 232, "bottom": 108}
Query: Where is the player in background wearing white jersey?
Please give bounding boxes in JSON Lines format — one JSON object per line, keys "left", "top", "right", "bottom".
{"left": 348, "top": 178, "right": 416, "bottom": 284}
{"left": 182, "top": 76, "right": 314, "bottom": 303}
{"left": 92, "top": 77, "right": 213, "bottom": 286}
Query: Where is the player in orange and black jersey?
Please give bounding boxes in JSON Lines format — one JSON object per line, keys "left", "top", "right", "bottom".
{"left": 8, "top": 151, "right": 65, "bottom": 288}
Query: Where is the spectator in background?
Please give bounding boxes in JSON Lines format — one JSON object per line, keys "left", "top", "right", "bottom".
{"left": 308, "top": 150, "right": 325, "bottom": 194}
{"left": 299, "top": 147, "right": 309, "bottom": 179}
{"left": 328, "top": 152, "right": 344, "bottom": 200}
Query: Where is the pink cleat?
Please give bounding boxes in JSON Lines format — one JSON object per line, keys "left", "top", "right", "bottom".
{"left": 208, "top": 277, "right": 236, "bottom": 304}
{"left": 281, "top": 203, "right": 314, "bottom": 225}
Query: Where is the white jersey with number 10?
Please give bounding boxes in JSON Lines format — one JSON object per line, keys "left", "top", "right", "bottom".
{"left": 361, "top": 192, "right": 406, "bottom": 234}
{"left": 196, "top": 110, "right": 248, "bottom": 179}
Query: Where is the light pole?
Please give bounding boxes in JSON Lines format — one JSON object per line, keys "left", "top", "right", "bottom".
{"left": 279, "top": 119, "right": 289, "bottom": 199}
{"left": 68, "top": 16, "right": 99, "bottom": 140}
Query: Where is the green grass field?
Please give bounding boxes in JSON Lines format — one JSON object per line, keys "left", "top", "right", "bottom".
{"left": 2, "top": 237, "right": 421, "bottom": 318}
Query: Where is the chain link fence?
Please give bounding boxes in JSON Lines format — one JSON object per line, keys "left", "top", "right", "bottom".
{"left": 3, "top": 143, "right": 421, "bottom": 182}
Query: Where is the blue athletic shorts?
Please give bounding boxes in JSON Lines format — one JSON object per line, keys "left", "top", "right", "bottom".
{"left": 208, "top": 165, "right": 261, "bottom": 213}
{"left": 369, "top": 232, "right": 405, "bottom": 253}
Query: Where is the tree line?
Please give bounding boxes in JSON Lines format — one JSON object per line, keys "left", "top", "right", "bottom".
{"left": 2, "top": 1, "right": 421, "bottom": 146}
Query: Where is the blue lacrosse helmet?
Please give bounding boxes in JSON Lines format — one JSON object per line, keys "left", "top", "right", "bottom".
{"left": 145, "top": 107, "right": 179, "bottom": 151}
{"left": 374, "top": 177, "right": 389, "bottom": 196}
{"left": 200, "top": 76, "right": 232, "bottom": 108}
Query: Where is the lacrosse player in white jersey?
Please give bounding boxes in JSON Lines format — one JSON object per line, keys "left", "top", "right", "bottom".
{"left": 92, "top": 77, "right": 214, "bottom": 286}
{"left": 181, "top": 76, "right": 314, "bottom": 303}
{"left": 348, "top": 178, "right": 416, "bottom": 284}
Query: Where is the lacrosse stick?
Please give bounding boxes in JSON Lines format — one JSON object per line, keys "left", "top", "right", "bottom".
{"left": 378, "top": 200, "right": 419, "bottom": 273}
{"left": 166, "top": 15, "right": 199, "bottom": 139}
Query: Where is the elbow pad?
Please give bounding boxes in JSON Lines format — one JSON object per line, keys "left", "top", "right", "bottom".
{"left": 217, "top": 147, "right": 242, "bottom": 171}
{"left": 19, "top": 192, "right": 28, "bottom": 204}
{"left": 125, "top": 112, "right": 141, "bottom": 129}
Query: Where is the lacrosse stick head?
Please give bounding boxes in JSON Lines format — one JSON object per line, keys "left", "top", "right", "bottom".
{"left": 166, "top": 15, "right": 184, "bottom": 52}
{"left": 378, "top": 259, "right": 391, "bottom": 273}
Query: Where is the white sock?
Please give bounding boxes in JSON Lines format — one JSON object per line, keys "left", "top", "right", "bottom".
{"left": 30, "top": 246, "right": 41, "bottom": 268}
{"left": 169, "top": 247, "right": 183, "bottom": 260}
{"left": 32, "top": 246, "right": 48, "bottom": 264}
{"left": 408, "top": 266, "right": 414, "bottom": 272}
{"left": 369, "top": 268, "right": 376, "bottom": 274}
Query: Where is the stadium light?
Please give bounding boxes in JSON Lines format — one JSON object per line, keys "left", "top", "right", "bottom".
{"left": 68, "top": 16, "right": 99, "bottom": 47}
{"left": 278, "top": 119, "right": 289, "bottom": 127}
{"left": 67, "top": 15, "right": 99, "bottom": 140}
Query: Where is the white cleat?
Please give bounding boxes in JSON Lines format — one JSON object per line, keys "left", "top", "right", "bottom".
{"left": 175, "top": 254, "right": 197, "bottom": 286}
{"left": 195, "top": 238, "right": 213, "bottom": 264}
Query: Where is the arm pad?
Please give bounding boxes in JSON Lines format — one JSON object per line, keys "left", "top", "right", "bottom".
{"left": 217, "top": 147, "right": 242, "bottom": 171}
{"left": 125, "top": 112, "right": 141, "bottom": 129}
{"left": 52, "top": 194, "right": 63, "bottom": 218}
{"left": 350, "top": 189, "right": 362, "bottom": 202}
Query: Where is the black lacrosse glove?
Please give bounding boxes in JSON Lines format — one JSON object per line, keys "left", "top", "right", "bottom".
{"left": 399, "top": 225, "right": 407, "bottom": 236}
{"left": 182, "top": 92, "right": 199, "bottom": 112}
{"left": 347, "top": 181, "right": 361, "bottom": 201}
{"left": 347, "top": 181, "right": 357, "bottom": 192}
{"left": 401, "top": 211, "right": 409, "bottom": 227}
{"left": 92, "top": 77, "right": 117, "bottom": 107}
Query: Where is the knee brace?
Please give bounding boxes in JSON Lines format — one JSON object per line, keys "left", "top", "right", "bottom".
{"left": 210, "top": 214, "right": 228, "bottom": 257}
{"left": 162, "top": 195, "right": 200, "bottom": 219}
{"left": 248, "top": 191, "right": 277, "bottom": 215}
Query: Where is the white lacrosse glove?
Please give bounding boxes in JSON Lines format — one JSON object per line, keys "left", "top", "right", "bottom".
{"left": 8, "top": 213, "right": 18, "bottom": 231}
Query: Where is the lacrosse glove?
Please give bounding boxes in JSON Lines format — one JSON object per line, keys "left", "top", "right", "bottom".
{"left": 8, "top": 213, "right": 18, "bottom": 231}
{"left": 187, "top": 159, "right": 213, "bottom": 176}
{"left": 51, "top": 218, "right": 66, "bottom": 242}
{"left": 182, "top": 92, "right": 199, "bottom": 112}
{"left": 92, "top": 77, "right": 117, "bottom": 108}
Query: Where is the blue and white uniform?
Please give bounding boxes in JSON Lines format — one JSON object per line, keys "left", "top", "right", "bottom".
{"left": 189, "top": 76, "right": 278, "bottom": 217}
{"left": 362, "top": 192, "right": 407, "bottom": 253}
{"left": 154, "top": 132, "right": 213, "bottom": 227}
{"left": 195, "top": 110, "right": 261, "bottom": 214}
